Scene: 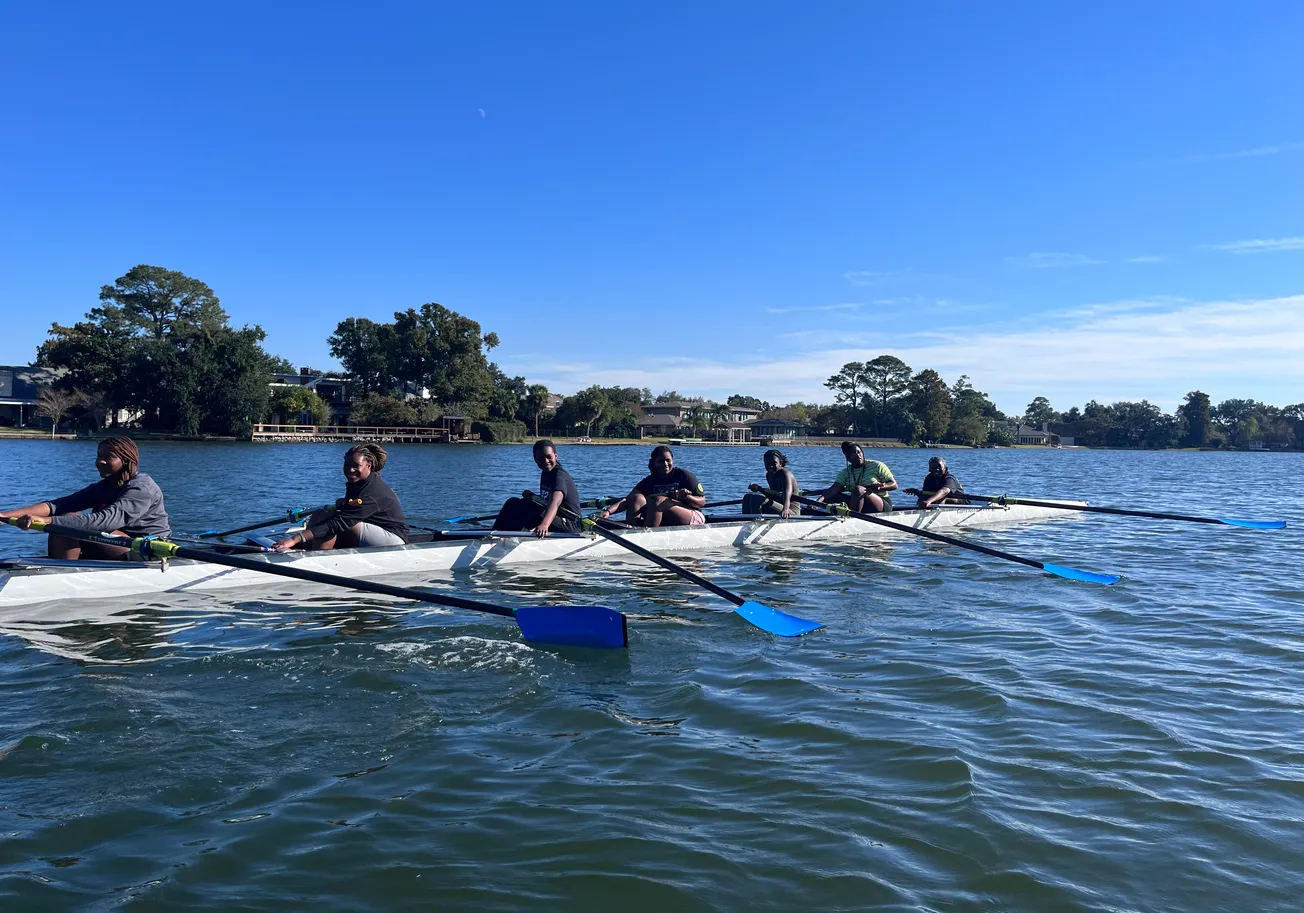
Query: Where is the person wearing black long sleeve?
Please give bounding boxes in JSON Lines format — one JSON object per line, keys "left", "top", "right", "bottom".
{"left": 271, "top": 444, "right": 409, "bottom": 551}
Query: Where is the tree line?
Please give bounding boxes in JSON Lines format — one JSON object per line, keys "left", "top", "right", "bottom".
{"left": 32, "top": 265, "right": 547, "bottom": 437}
{"left": 30, "top": 266, "right": 1303, "bottom": 449}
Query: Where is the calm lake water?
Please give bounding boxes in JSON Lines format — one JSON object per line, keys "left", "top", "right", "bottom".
{"left": 0, "top": 440, "right": 1301, "bottom": 911}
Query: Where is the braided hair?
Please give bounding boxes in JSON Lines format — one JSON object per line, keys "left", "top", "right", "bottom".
{"left": 346, "top": 444, "right": 388, "bottom": 472}
{"left": 762, "top": 449, "right": 788, "bottom": 467}
{"left": 100, "top": 436, "right": 139, "bottom": 487}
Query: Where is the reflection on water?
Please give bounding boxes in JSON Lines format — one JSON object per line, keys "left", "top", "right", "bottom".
{"left": 1, "top": 442, "right": 1302, "bottom": 911}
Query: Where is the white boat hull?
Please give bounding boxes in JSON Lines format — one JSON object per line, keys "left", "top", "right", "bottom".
{"left": 0, "top": 501, "right": 1086, "bottom": 611}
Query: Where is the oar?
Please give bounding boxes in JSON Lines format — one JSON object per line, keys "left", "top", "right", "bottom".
{"left": 197, "top": 504, "right": 332, "bottom": 539}
{"left": 444, "top": 512, "right": 498, "bottom": 525}
{"left": 528, "top": 492, "right": 821, "bottom": 637}
{"left": 4, "top": 518, "right": 627, "bottom": 650}
{"left": 930, "top": 491, "right": 1286, "bottom": 530}
{"left": 583, "top": 497, "right": 744, "bottom": 510}
{"left": 768, "top": 489, "right": 1120, "bottom": 585}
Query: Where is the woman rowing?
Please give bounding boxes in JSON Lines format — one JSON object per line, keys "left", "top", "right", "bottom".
{"left": 271, "top": 444, "right": 409, "bottom": 551}
{"left": 904, "top": 456, "right": 969, "bottom": 508}
{"left": 597, "top": 445, "right": 707, "bottom": 528}
{"left": 818, "top": 441, "right": 897, "bottom": 513}
{"left": 743, "top": 449, "right": 801, "bottom": 519}
{"left": 492, "top": 439, "right": 581, "bottom": 537}
{"left": 0, "top": 436, "right": 170, "bottom": 560}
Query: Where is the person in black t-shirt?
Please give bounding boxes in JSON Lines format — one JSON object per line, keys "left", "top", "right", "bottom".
{"left": 904, "top": 456, "right": 970, "bottom": 508}
{"left": 744, "top": 449, "right": 801, "bottom": 518}
{"left": 492, "top": 440, "right": 581, "bottom": 537}
{"left": 597, "top": 445, "right": 707, "bottom": 528}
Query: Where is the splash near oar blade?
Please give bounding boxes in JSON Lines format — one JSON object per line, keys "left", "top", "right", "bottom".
{"left": 1218, "top": 518, "right": 1286, "bottom": 530}
{"left": 515, "top": 605, "right": 628, "bottom": 649}
{"left": 733, "top": 600, "right": 823, "bottom": 637}
{"left": 1041, "top": 563, "right": 1122, "bottom": 585}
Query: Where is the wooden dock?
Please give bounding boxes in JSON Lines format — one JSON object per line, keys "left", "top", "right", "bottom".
{"left": 251, "top": 424, "right": 480, "bottom": 444}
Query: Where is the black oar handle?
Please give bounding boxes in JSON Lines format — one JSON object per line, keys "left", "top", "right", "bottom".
{"left": 199, "top": 504, "right": 333, "bottom": 539}
{"left": 769, "top": 490, "right": 1044, "bottom": 572}
{"left": 529, "top": 492, "right": 746, "bottom": 608}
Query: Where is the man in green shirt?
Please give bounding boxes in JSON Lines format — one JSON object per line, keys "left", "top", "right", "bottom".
{"left": 819, "top": 441, "right": 897, "bottom": 513}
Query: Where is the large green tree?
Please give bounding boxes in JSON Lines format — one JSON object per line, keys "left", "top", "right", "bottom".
{"left": 1178, "top": 390, "right": 1213, "bottom": 448}
{"left": 862, "top": 355, "right": 912, "bottom": 437}
{"left": 328, "top": 317, "right": 397, "bottom": 395}
{"left": 824, "top": 362, "right": 866, "bottom": 410}
{"left": 908, "top": 369, "right": 953, "bottom": 442}
{"left": 38, "top": 265, "right": 274, "bottom": 436}
{"left": 1023, "top": 396, "right": 1058, "bottom": 427}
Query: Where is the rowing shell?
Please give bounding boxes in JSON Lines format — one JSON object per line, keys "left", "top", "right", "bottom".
{"left": 0, "top": 500, "right": 1086, "bottom": 610}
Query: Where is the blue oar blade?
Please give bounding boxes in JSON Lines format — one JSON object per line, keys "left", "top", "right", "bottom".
{"left": 1218, "top": 518, "right": 1286, "bottom": 529}
{"left": 445, "top": 515, "right": 472, "bottom": 524}
{"left": 734, "top": 600, "right": 823, "bottom": 637}
{"left": 515, "top": 606, "right": 628, "bottom": 649}
{"left": 1042, "top": 563, "right": 1121, "bottom": 585}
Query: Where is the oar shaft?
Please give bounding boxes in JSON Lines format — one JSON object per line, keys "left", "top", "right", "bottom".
{"left": 16, "top": 518, "right": 514, "bottom": 618}
{"left": 199, "top": 504, "right": 332, "bottom": 539}
{"left": 951, "top": 492, "right": 1222, "bottom": 525}
{"left": 783, "top": 492, "right": 1043, "bottom": 571}
{"left": 533, "top": 497, "right": 745, "bottom": 607}
{"left": 584, "top": 497, "right": 744, "bottom": 510}
{"left": 532, "top": 495, "right": 821, "bottom": 635}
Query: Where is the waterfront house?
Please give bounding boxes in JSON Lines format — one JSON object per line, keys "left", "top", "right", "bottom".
{"left": 747, "top": 418, "right": 803, "bottom": 444}
{"left": 269, "top": 369, "right": 351, "bottom": 424}
{"left": 1016, "top": 424, "right": 1059, "bottom": 446}
{"left": 0, "top": 365, "right": 64, "bottom": 428}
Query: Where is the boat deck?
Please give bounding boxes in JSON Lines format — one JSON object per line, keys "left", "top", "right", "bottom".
{"left": 0, "top": 500, "right": 1086, "bottom": 610}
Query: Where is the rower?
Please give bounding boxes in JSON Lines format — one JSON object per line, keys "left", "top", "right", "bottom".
{"left": 0, "top": 436, "right": 170, "bottom": 560}
{"left": 271, "top": 444, "right": 409, "bottom": 551}
{"left": 597, "top": 445, "right": 707, "bottom": 528}
{"left": 817, "top": 441, "right": 897, "bottom": 514}
{"left": 904, "top": 456, "right": 969, "bottom": 508}
{"left": 744, "top": 449, "right": 801, "bottom": 519}
{"left": 492, "top": 440, "right": 581, "bottom": 537}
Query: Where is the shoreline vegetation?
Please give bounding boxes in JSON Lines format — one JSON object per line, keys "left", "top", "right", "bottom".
{"left": 13, "top": 264, "right": 1304, "bottom": 453}
{"left": 0, "top": 426, "right": 1273, "bottom": 454}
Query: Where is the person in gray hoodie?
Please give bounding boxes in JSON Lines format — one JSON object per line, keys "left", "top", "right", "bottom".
{"left": 0, "top": 436, "right": 170, "bottom": 560}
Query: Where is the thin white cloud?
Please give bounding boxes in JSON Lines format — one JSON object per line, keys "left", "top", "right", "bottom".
{"left": 765, "top": 301, "right": 864, "bottom": 315}
{"left": 1126, "top": 255, "right": 1164, "bottom": 263}
{"left": 1007, "top": 252, "right": 1105, "bottom": 269}
{"left": 1208, "top": 237, "right": 1304, "bottom": 254}
{"left": 843, "top": 269, "right": 909, "bottom": 285}
{"left": 510, "top": 294, "right": 1304, "bottom": 412}
{"left": 1191, "top": 141, "right": 1304, "bottom": 161}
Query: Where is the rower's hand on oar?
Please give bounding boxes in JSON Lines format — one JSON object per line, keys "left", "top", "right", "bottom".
{"left": 11, "top": 514, "right": 37, "bottom": 530}
{"left": 531, "top": 522, "right": 551, "bottom": 539}
{"left": 902, "top": 488, "right": 922, "bottom": 497}
{"left": 748, "top": 483, "right": 763, "bottom": 493}
{"left": 271, "top": 534, "right": 302, "bottom": 552}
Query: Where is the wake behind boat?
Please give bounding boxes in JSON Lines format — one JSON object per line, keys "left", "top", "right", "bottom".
{"left": 0, "top": 500, "right": 1087, "bottom": 610}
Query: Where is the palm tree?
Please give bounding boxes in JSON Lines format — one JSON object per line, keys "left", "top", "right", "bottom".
{"left": 710, "top": 402, "right": 732, "bottom": 441}
{"left": 685, "top": 405, "right": 708, "bottom": 437}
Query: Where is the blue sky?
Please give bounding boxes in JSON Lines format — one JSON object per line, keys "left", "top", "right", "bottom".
{"left": 2, "top": 2, "right": 1301, "bottom": 414}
